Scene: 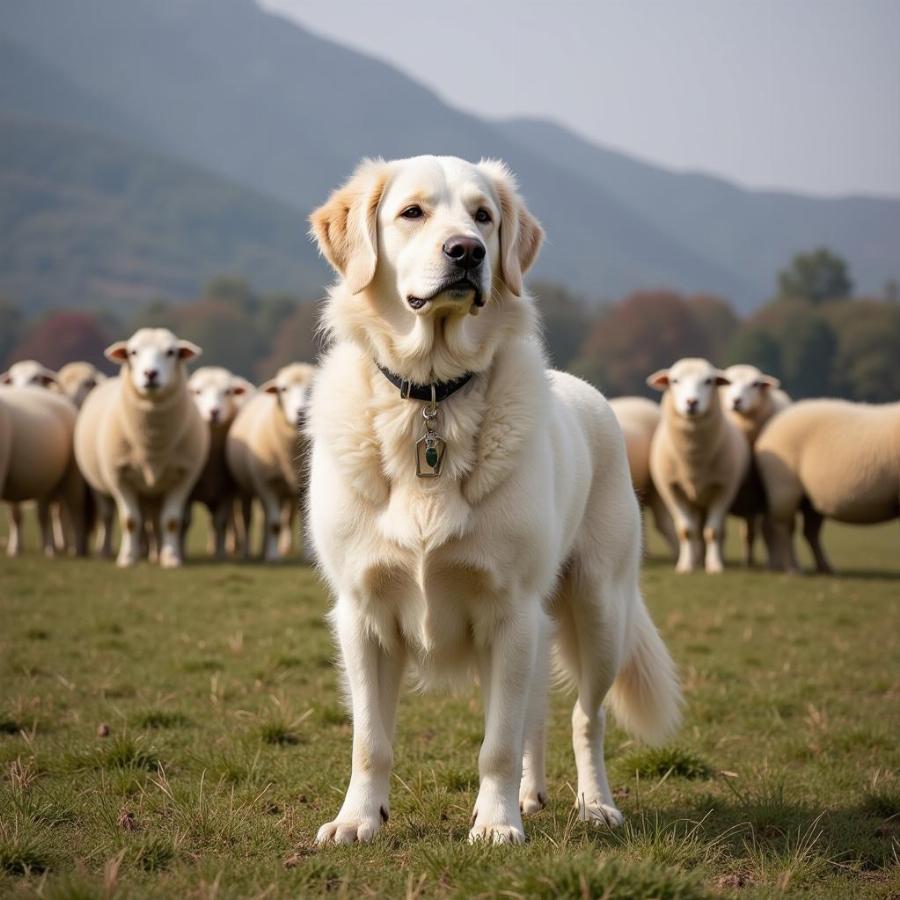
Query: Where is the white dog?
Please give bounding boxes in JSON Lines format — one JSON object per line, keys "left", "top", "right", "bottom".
{"left": 307, "top": 155, "right": 680, "bottom": 845}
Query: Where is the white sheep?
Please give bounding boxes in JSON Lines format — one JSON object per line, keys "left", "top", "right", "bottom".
{"left": 719, "top": 364, "right": 792, "bottom": 566}
{"left": 1, "top": 386, "right": 85, "bottom": 557}
{"left": 56, "top": 362, "right": 107, "bottom": 410}
{"left": 756, "top": 399, "right": 900, "bottom": 573}
{"left": 648, "top": 358, "right": 750, "bottom": 573}
{"left": 185, "top": 366, "right": 252, "bottom": 558}
{"left": 1, "top": 360, "right": 58, "bottom": 389}
{"left": 608, "top": 396, "right": 678, "bottom": 558}
{"left": 226, "top": 362, "right": 314, "bottom": 561}
{"left": 74, "top": 328, "right": 209, "bottom": 568}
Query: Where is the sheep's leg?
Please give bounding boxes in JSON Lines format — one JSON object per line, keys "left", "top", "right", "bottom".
{"left": 801, "top": 505, "right": 833, "bottom": 574}
{"left": 96, "top": 493, "right": 116, "bottom": 558}
{"left": 277, "top": 499, "right": 295, "bottom": 557}
{"left": 703, "top": 491, "right": 734, "bottom": 574}
{"left": 113, "top": 487, "right": 143, "bottom": 567}
{"left": 6, "top": 503, "right": 23, "bottom": 557}
{"left": 212, "top": 498, "right": 229, "bottom": 560}
{"left": 256, "top": 484, "right": 284, "bottom": 562}
{"left": 236, "top": 497, "right": 253, "bottom": 559}
{"left": 158, "top": 487, "right": 192, "bottom": 569}
{"left": 57, "top": 465, "right": 87, "bottom": 557}
{"left": 38, "top": 498, "right": 55, "bottom": 557}
{"left": 742, "top": 515, "right": 757, "bottom": 567}
{"left": 648, "top": 487, "right": 679, "bottom": 560}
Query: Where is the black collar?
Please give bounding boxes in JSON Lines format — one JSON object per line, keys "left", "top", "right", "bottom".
{"left": 376, "top": 364, "right": 474, "bottom": 402}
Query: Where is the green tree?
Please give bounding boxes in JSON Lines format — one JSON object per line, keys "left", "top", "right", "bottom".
{"left": 530, "top": 280, "right": 592, "bottom": 370}
{"left": 777, "top": 247, "right": 853, "bottom": 304}
{"left": 779, "top": 313, "right": 837, "bottom": 398}
{"left": 725, "top": 327, "right": 782, "bottom": 379}
{"left": 0, "top": 299, "right": 24, "bottom": 367}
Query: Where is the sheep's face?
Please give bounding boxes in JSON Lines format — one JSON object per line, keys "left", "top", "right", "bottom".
{"left": 263, "top": 363, "right": 315, "bottom": 429}
{"left": 647, "top": 358, "right": 729, "bottom": 419}
{"left": 189, "top": 367, "right": 248, "bottom": 425}
{"left": 58, "top": 363, "right": 105, "bottom": 408}
{"left": 1, "top": 360, "right": 57, "bottom": 389}
{"left": 721, "top": 365, "right": 779, "bottom": 415}
{"left": 105, "top": 328, "right": 201, "bottom": 397}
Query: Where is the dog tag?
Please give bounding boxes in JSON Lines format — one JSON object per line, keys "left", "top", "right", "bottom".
{"left": 416, "top": 433, "right": 445, "bottom": 478}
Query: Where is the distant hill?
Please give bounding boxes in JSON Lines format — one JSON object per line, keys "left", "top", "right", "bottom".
{"left": 1, "top": 0, "right": 898, "bottom": 311}
{"left": 0, "top": 114, "right": 325, "bottom": 313}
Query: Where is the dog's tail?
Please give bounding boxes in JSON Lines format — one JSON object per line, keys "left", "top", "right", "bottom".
{"left": 608, "top": 597, "right": 681, "bottom": 745}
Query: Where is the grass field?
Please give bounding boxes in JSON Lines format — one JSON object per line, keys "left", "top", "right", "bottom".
{"left": 0, "top": 514, "right": 898, "bottom": 899}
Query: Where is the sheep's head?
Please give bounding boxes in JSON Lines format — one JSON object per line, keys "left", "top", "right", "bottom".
{"left": 721, "top": 364, "right": 780, "bottom": 416}
{"left": 188, "top": 366, "right": 251, "bottom": 425}
{"left": 1, "top": 360, "right": 58, "bottom": 389}
{"left": 57, "top": 362, "right": 106, "bottom": 408}
{"left": 105, "top": 328, "right": 200, "bottom": 397}
{"left": 647, "top": 358, "right": 729, "bottom": 419}
{"left": 260, "top": 363, "right": 315, "bottom": 429}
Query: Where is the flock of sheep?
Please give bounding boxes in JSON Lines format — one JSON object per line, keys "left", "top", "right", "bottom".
{"left": 616, "top": 358, "right": 899, "bottom": 574}
{"left": 0, "top": 328, "right": 314, "bottom": 567}
{"left": 1, "top": 334, "right": 897, "bottom": 573}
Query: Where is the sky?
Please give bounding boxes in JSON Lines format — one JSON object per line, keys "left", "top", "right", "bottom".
{"left": 259, "top": 0, "right": 900, "bottom": 198}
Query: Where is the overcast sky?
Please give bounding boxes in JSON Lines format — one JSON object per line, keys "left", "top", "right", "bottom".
{"left": 259, "top": 0, "right": 900, "bottom": 198}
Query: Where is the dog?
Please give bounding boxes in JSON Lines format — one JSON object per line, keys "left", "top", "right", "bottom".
{"left": 307, "top": 155, "right": 680, "bottom": 844}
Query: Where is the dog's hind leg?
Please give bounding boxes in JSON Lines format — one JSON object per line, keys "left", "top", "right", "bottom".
{"left": 519, "top": 613, "right": 552, "bottom": 815}
{"left": 555, "top": 564, "right": 625, "bottom": 828}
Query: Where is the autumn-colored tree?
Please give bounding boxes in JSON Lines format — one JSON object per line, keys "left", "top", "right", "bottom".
{"left": 570, "top": 290, "right": 713, "bottom": 397}
{"left": 687, "top": 294, "right": 739, "bottom": 361}
{"left": 7, "top": 310, "right": 114, "bottom": 371}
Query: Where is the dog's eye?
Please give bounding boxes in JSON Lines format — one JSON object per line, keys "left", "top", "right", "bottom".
{"left": 474, "top": 207, "right": 492, "bottom": 224}
{"left": 400, "top": 205, "right": 423, "bottom": 220}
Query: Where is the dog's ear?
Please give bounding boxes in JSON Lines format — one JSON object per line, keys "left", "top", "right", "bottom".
{"left": 310, "top": 159, "right": 389, "bottom": 295}
{"left": 479, "top": 160, "right": 544, "bottom": 297}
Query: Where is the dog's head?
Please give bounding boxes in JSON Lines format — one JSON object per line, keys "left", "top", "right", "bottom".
{"left": 311, "top": 156, "right": 543, "bottom": 382}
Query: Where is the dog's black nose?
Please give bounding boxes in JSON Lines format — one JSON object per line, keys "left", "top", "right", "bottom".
{"left": 442, "top": 235, "right": 485, "bottom": 270}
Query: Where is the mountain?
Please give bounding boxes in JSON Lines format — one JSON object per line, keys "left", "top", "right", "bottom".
{"left": 0, "top": 113, "right": 325, "bottom": 312}
{"left": 498, "top": 117, "right": 900, "bottom": 304}
{"left": 1, "top": 0, "right": 898, "bottom": 312}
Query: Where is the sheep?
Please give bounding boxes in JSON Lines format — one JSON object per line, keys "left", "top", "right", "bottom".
{"left": 756, "top": 399, "right": 900, "bottom": 574}
{"left": 184, "top": 366, "right": 252, "bottom": 558}
{"left": 721, "top": 365, "right": 791, "bottom": 444}
{"left": 1, "top": 360, "right": 58, "bottom": 389}
{"left": 56, "top": 362, "right": 107, "bottom": 410}
{"left": 648, "top": 358, "right": 750, "bottom": 573}
{"left": 226, "top": 362, "right": 314, "bottom": 561}
{"left": 74, "top": 328, "right": 209, "bottom": 568}
{"left": 1, "top": 386, "right": 85, "bottom": 557}
{"left": 608, "top": 396, "right": 678, "bottom": 558}
{"left": 719, "top": 364, "right": 792, "bottom": 566}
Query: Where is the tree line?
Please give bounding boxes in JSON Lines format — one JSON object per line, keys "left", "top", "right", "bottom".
{"left": 2, "top": 249, "right": 898, "bottom": 403}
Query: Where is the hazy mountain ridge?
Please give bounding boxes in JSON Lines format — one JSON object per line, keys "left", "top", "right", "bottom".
{"left": 1, "top": 0, "right": 897, "bottom": 312}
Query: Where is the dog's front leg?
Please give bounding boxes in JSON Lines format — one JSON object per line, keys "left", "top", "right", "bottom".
{"left": 317, "top": 597, "right": 405, "bottom": 845}
{"left": 470, "top": 603, "right": 540, "bottom": 845}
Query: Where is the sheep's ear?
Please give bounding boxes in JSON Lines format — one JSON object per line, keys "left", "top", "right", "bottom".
{"left": 232, "top": 377, "right": 255, "bottom": 396}
{"left": 480, "top": 160, "right": 544, "bottom": 297}
{"left": 715, "top": 371, "right": 731, "bottom": 386}
{"left": 310, "top": 159, "right": 389, "bottom": 295}
{"left": 757, "top": 374, "right": 780, "bottom": 390}
{"left": 39, "top": 368, "right": 59, "bottom": 387}
{"left": 177, "top": 340, "right": 201, "bottom": 361}
{"left": 0, "top": 371, "right": 11, "bottom": 384}
{"left": 261, "top": 380, "right": 280, "bottom": 395}
{"left": 105, "top": 342, "right": 129, "bottom": 364}
{"left": 646, "top": 369, "right": 670, "bottom": 390}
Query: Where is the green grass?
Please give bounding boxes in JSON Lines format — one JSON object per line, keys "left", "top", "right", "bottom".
{"left": 0, "top": 515, "right": 898, "bottom": 898}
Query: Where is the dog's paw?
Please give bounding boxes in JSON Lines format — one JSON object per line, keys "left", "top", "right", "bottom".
{"left": 518, "top": 786, "right": 547, "bottom": 816}
{"left": 577, "top": 799, "right": 624, "bottom": 828}
{"left": 316, "top": 814, "right": 383, "bottom": 845}
{"left": 468, "top": 823, "right": 526, "bottom": 845}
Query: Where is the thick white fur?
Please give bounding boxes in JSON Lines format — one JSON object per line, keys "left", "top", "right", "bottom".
{"left": 74, "top": 328, "right": 208, "bottom": 568}
{"left": 308, "top": 155, "right": 680, "bottom": 846}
